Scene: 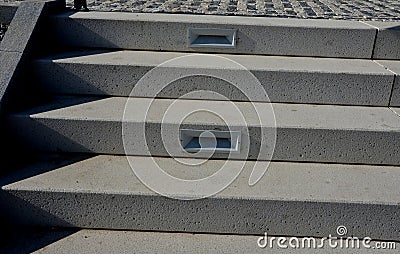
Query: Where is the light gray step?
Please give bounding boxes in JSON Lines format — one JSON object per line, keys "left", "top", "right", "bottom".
{"left": 50, "top": 11, "right": 377, "bottom": 59}
{"left": 34, "top": 50, "right": 395, "bottom": 106}
{"left": 7, "top": 96, "right": 400, "bottom": 165}
{"left": 366, "top": 21, "right": 400, "bottom": 60}
{"left": 2, "top": 155, "right": 400, "bottom": 240}
{"left": 376, "top": 60, "right": 400, "bottom": 107}
{"left": 2, "top": 229, "right": 399, "bottom": 254}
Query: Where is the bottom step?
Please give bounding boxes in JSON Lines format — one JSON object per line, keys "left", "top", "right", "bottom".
{"left": 1, "top": 228, "right": 398, "bottom": 253}
{"left": 1, "top": 155, "right": 400, "bottom": 240}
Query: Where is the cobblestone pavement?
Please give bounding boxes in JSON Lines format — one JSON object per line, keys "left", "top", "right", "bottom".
{"left": 68, "top": 0, "right": 400, "bottom": 21}
{"left": 1, "top": 0, "right": 400, "bottom": 21}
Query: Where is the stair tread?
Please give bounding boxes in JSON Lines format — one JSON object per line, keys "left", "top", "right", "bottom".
{"left": 377, "top": 60, "right": 400, "bottom": 74}
{"left": 36, "top": 50, "right": 393, "bottom": 75}
{"left": 10, "top": 96, "right": 400, "bottom": 132}
{"left": 3, "top": 228, "right": 398, "bottom": 254}
{"left": 3, "top": 155, "right": 400, "bottom": 205}
{"left": 37, "top": 229, "right": 400, "bottom": 253}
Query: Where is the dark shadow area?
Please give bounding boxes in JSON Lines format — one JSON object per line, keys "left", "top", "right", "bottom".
{"left": 0, "top": 154, "right": 92, "bottom": 252}
{"left": 0, "top": 2, "right": 67, "bottom": 114}
{"left": 5, "top": 98, "right": 123, "bottom": 155}
{"left": 0, "top": 22, "right": 8, "bottom": 41}
{"left": 43, "top": 49, "right": 114, "bottom": 59}
{"left": 0, "top": 225, "right": 78, "bottom": 253}
{"left": 7, "top": 95, "right": 106, "bottom": 115}
{"left": 2, "top": 96, "right": 108, "bottom": 165}
{"left": 0, "top": 153, "right": 93, "bottom": 186}
{"left": 0, "top": 4, "right": 18, "bottom": 25}
{"left": 49, "top": 11, "right": 121, "bottom": 51}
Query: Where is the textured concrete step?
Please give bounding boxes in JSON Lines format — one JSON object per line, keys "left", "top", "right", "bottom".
{"left": 7, "top": 96, "right": 400, "bottom": 165}
{"left": 2, "top": 155, "right": 400, "bottom": 240}
{"left": 376, "top": 60, "right": 400, "bottom": 107}
{"left": 34, "top": 50, "right": 395, "bottom": 106}
{"left": 50, "top": 12, "right": 377, "bottom": 58}
{"left": 1, "top": 228, "right": 398, "bottom": 254}
{"left": 366, "top": 21, "right": 400, "bottom": 60}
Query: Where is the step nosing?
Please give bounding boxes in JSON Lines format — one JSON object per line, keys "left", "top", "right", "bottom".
{"left": 3, "top": 155, "right": 400, "bottom": 205}
{"left": 8, "top": 114, "right": 400, "bottom": 133}
{"left": 4, "top": 186, "right": 398, "bottom": 207}
{"left": 35, "top": 51, "right": 393, "bottom": 75}
{"left": 8, "top": 97, "right": 400, "bottom": 132}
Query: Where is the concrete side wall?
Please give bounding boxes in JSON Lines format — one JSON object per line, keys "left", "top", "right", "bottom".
{"left": 0, "top": 0, "right": 65, "bottom": 113}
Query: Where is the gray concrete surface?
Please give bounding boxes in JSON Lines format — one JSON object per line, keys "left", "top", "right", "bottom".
{"left": 0, "top": 51, "right": 22, "bottom": 103}
{"left": 1, "top": 228, "right": 397, "bottom": 253}
{"left": 7, "top": 96, "right": 400, "bottom": 165}
{"left": 377, "top": 60, "right": 400, "bottom": 106}
{"left": 1, "top": 2, "right": 400, "bottom": 252}
{"left": 0, "top": 23, "right": 8, "bottom": 41}
{"left": 0, "top": 1, "right": 38, "bottom": 111}
{"left": 0, "top": 0, "right": 64, "bottom": 111}
{"left": 50, "top": 11, "right": 377, "bottom": 58}
{"left": 2, "top": 155, "right": 400, "bottom": 240}
{"left": 22, "top": 229, "right": 400, "bottom": 253}
{"left": 0, "top": 1, "right": 45, "bottom": 53}
{"left": 367, "top": 21, "right": 400, "bottom": 60}
{"left": 35, "top": 50, "right": 394, "bottom": 105}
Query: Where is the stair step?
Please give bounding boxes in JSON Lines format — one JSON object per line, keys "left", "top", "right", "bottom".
{"left": 34, "top": 50, "right": 394, "bottom": 106}
{"left": 2, "top": 228, "right": 399, "bottom": 253}
{"left": 376, "top": 60, "right": 400, "bottom": 107}
{"left": 2, "top": 155, "right": 400, "bottom": 240}
{"left": 50, "top": 12, "right": 376, "bottom": 58}
{"left": 7, "top": 96, "right": 400, "bottom": 165}
{"left": 367, "top": 21, "right": 400, "bottom": 60}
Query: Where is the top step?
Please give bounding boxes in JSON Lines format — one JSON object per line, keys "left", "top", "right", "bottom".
{"left": 50, "top": 11, "right": 384, "bottom": 59}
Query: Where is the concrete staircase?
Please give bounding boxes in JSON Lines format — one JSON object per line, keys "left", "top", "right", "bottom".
{"left": 1, "top": 10, "right": 400, "bottom": 252}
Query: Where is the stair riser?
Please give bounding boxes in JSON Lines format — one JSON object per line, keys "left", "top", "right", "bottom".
{"left": 50, "top": 12, "right": 376, "bottom": 58}
{"left": 369, "top": 21, "right": 400, "bottom": 60}
{"left": 34, "top": 61, "right": 394, "bottom": 106}
{"left": 376, "top": 60, "right": 400, "bottom": 107}
{"left": 2, "top": 190, "right": 399, "bottom": 240}
{"left": 8, "top": 117, "right": 400, "bottom": 165}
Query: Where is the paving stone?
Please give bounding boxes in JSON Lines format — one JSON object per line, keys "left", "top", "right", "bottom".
{"left": 57, "top": 0, "right": 400, "bottom": 21}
